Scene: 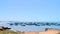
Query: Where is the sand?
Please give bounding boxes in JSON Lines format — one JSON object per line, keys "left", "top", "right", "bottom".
{"left": 22, "top": 32, "right": 38, "bottom": 34}
{"left": 23, "top": 28, "right": 60, "bottom": 34}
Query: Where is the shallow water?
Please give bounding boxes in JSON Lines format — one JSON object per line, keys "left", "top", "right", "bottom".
{"left": 0, "top": 23, "right": 60, "bottom": 32}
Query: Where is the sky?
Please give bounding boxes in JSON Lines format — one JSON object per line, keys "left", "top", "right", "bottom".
{"left": 0, "top": 0, "right": 60, "bottom": 22}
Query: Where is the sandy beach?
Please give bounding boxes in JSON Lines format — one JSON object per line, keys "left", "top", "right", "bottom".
{"left": 23, "top": 28, "right": 60, "bottom": 34}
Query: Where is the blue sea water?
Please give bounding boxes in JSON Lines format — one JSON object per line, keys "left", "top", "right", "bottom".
{"left": 0, "top": 22, "right": 60, "bottom": 32}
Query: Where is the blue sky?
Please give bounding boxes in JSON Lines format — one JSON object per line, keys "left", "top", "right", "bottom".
{"left": 0, "top": 0, "right": 60, "bottom": 22}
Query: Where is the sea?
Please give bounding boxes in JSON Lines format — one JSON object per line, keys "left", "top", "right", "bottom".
{"left": 0, "top": 22, "right": 60, "bottom": 32}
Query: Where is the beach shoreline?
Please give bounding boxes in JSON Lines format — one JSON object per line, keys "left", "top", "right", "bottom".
{"left": 22, "top": 28, "right": 60, "bottom": 34}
